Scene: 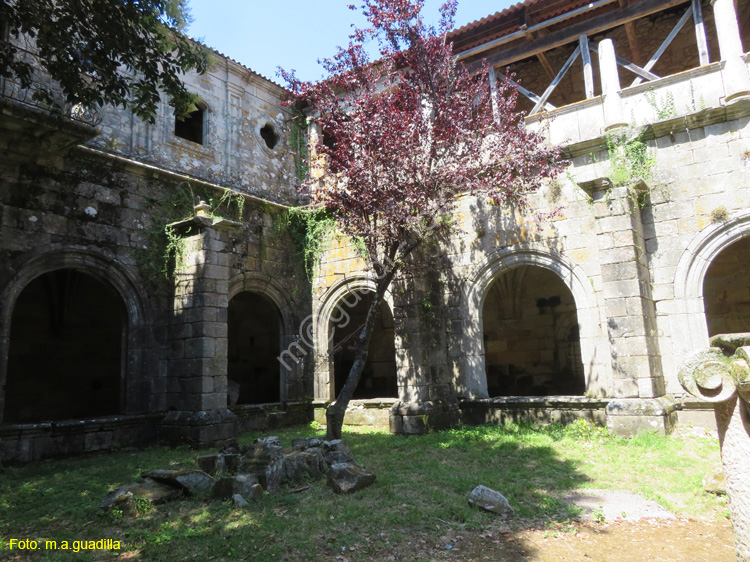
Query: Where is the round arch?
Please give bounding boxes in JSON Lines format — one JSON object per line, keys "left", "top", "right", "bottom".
{"left": 313, "top": 275, "right": 395, "bottom": 401}
{"left": 228, "top": 272, "right": 299, "bottom": 402}
{"left": 671, "top": 210, "right": 750, "bottom": 365}
{"left": 460, "top": 245, "right": 610, "bottom": 398}
{"left": 0, "top": 246, "right": 151, "bottom": 421}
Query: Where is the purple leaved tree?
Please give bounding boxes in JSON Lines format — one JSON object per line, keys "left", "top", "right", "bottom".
{"left": 281, "top": 0, "right": 566, "bottom": 440}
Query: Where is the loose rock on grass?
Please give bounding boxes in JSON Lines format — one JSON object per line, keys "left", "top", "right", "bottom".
{"left": 99, "top": 435, "right": 375, "bottom": 513}
{"left": 467, "top": 485, "right": 514, "bottom": 518}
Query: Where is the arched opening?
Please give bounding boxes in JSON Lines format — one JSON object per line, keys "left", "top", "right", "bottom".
{"left": 227, "top": 291, "right": 281, "bottom": 404}
{"left": 482, "top": 265, "right": 585, "bottom": 396}
{"left": 703, "top": 236, "right": 750, "bottom": 337}
{"left": 331, "top": 292, "right": 397, "bottom": 399}
{"left": 4, "top": 269, "right": 125, "bottom": 423}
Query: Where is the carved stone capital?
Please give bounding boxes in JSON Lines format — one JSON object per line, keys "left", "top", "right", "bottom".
{"left": 679, "top": 333, "right": 750, "bottom": 403}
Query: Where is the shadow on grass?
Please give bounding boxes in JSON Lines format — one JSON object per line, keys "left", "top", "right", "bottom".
{"left": 0, "top": 423, "right": 591, "bottom": 562}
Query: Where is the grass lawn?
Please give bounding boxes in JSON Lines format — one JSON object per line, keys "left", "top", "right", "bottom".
{"left": 0, "top": 421, "right": 727, "bottom": 561}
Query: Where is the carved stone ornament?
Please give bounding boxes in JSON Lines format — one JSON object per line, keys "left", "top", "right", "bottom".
{"left": 678, "top": 333, "right": 750, "bottom": 561}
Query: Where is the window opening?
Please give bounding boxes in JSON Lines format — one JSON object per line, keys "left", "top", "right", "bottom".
{"left": 175, "top": 102, "right": 206, "bottom": 144}
{"left": 260, "top": 123, "right": 279, "bottom": 149}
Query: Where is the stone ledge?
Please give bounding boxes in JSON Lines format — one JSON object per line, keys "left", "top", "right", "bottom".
{"left": 605, "top": 396, "right": 678, "bottom": 436}
{"left": 562, "top": 98, "right": 750, "bottom": 158}
{"left": 605, "top": 395, "right": 677, "bottom": 416}
{"left": 0, "top": 413, "right": 162, "bottom": 464}
{"left": 463, "top": 396, "right": 610, "bottom": 409}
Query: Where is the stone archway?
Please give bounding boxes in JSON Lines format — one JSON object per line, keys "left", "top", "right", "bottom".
{"left": 313, "top": 275, "right": 396, "bottom": 401}
{"left": 331, "top": 291, "right": 397, "bottom": 399}
{"left": 482, "top": 265, "right": 586, "bottom": 396}
{"left": 461, "top": 245, "right": 609, "bottom": 399}
{"left": 703, "top": 236, "right": 750, "bottom": 337}
{"left": 5, "top": 269, "right": 126, "bottom": 422}
{"left": 228, "top": 273, "right": 298, "bottom": 402}
{"left": 671, "top": 210, "right": 750, "bottom": 384}
{"left": 0, "top": 247, "right": 150, "bottom": 421}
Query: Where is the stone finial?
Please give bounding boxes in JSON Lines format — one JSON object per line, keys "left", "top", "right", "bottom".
{"left": 194, "top": 200, "right": 211, "bottom": 217}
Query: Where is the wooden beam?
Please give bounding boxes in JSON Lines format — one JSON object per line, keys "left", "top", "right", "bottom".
{"left": 692, "top": 0, "right": 710, "bottom": 65}
{"left": 523, "top": 9, "right": 567, "bottom": 101}
{"left": 468, "top": 0, "right": 689, "bottom": 72}
{"left": 488, "top": 66, "right": 500, "bottom": 121}
{"left": 531, "top": 45, "right": 581, "bottom": 114}
{"left": 536, "top": 52, "right": 558, "bottom": 81}
{"left": 456, "top": 0, "right": 620, "bottom": 61}
{"left": 630, "top": 6, "right": 692, "bottom": 86}
{"left": 497, "top": 73, "right": 556, "bottom": 112}
{"left": 580, "top": 34, "right": 595, "bottom": 99}
{"left": 619, "top": 0, "right": 644, "bottom": 66}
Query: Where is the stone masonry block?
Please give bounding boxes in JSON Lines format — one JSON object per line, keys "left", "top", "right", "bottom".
{"left": 192, "top": 322, "right": 228, "bottom": 338}
{"left": 602, "top": 279, "right": 642, "bottom": 299}
{"left": 606, "top": 315, "right": 647, "bottom": 338}
{"left": 202, "top": 264, "right": 228, "bottom": 280}
{"left": 184, "top": 338, "right": 216, "bottom": 359}
{"left": 600, "top": 262, "right": 638, "bottom": 283}
{"left": 612, "top": 229, "right": 635, "bottom": 247}
{"left": 612, "top": 378, "right": 639, "bottom": 398}
{"left": 597, "top": 214, "right": 634, "bottom": 234}
{"left": 637, "top": 376, "right": 665, "bottom": 398}
{"left": 597, "top": 247, "right": 636, "bottom": 265}
{"left": 201, "top": 393, "right": 227, "bottom": 411}
{"left": 615, "top": 355, "right": 653, "bottom": 379}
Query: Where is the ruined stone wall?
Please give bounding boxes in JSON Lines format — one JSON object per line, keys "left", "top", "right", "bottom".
{"left": 310, "top": 60, "right": 750, "bottom": 434}
{"left": 87, "top": 59, "right": 299, "bottom": 205}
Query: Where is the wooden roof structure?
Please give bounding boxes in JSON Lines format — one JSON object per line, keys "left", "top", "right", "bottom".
{"left": 445, "top": 0, "right": 748, "bottom": 114}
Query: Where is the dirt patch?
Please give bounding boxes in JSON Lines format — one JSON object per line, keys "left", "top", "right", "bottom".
{"left": 563, "top": 488, "right": 676, "bottom": 522}
{"left": 330, "top": 518, "right": 736, "bottom": 562}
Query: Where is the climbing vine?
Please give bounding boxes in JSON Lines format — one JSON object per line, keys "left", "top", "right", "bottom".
{"left": 134, "top": 181, "right": 247, "bottom": 290}
{"left": 281, "top": 207, "right": 337, "bottom": 284}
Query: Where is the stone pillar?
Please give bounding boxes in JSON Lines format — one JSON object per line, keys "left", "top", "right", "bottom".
{"left": 389, "top": 274, "right": 461, "bottom": 435}
{"left": 161, "top": 206, "right": 241, "bottom": 446}
{"left": 589, "top": 182, "right": 676, "bottom": 434}
{"left": 678, "top": 335, "right": 750, "bottom": 562}
{"left": 712, "top": 0, "right": 750, "bottom": 103}
{"left": 598, "top": 39, "right": 628, "bottom": 131}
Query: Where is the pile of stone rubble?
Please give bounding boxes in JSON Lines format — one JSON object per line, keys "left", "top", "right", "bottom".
{"left": 98, "top": 437, "right": 376, "bottom": 513}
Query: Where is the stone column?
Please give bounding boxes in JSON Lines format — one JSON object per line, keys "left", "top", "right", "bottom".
{"left": 598, "top": 39, "right": 628, "bottom": 131}
{"left": 679, "top": 335, "right": 750, "bottom": 562}
{"left": 161, "top": 205, "right": 241, "bottom": 446}
{"left": 588, "top": 182, "right": 676, "bottom": 434}
{"left": 389, "top": 274, "right": 461, "bottom": 435}
{"left": 712, "top": 0, "right": 750, "bottom": 103}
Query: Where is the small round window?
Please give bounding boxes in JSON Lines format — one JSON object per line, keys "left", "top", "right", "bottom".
{"left": 260, "top": 123, "right": 280, "bottom": 149}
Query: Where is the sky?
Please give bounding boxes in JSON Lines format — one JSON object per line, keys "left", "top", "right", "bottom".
{"left": 186, "top": 1, "right": 517, "bottom": 84}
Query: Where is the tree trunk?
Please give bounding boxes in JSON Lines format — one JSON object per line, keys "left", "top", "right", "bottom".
{"left": 715, "top": 396, "right": 750, "bottom": 562}
{"left": 325, "top": 272, "right": 395, "bottom": 440}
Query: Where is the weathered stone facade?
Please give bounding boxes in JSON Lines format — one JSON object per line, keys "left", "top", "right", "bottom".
{"left": 2, "top": 0, "right": 750, "bottom": 461}
{"left": 0, "top": 51, "right": 310, "bottom": 461}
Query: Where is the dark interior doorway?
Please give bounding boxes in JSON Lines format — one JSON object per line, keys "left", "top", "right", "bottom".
{"left": 227, "top": 292, "right": 281, "bottom": 404}
{"left": 332, "top": 292, "right": 398, "bottom": 399}
{"left": 482, "top": 266, "right": 586, "bottom": 396}
{"left": 5, "top": 269, "right": 125, "bottom": 423}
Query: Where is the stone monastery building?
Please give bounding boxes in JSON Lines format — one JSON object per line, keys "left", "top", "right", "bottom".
{"left": 2, "top": 0, "right": 750, "bottom": 462}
